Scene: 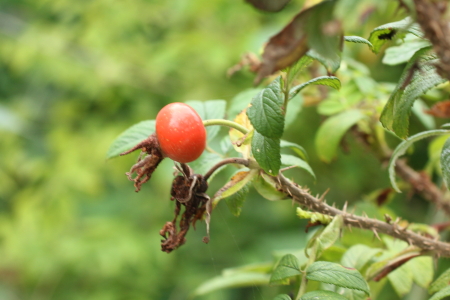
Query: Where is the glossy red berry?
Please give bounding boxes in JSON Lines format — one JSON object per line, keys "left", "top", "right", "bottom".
{"left": 155, "top": 103, "right": 207, "bottom": 163}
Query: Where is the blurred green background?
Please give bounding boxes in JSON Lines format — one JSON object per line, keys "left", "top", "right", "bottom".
{"left": 0, "top": 0, "right": 434, "bottom": 299}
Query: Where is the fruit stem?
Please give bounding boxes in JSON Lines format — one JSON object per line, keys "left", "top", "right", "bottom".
{"left": 203, "top": 119, "right": 249, "bottom": 134}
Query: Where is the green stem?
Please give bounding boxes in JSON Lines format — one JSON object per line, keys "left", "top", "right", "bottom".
{"left": 203, "top": 119, "right": 249, "bottom": 134}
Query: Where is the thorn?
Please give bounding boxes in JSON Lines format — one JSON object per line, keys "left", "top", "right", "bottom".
{"left": 347, "top": 224, "right": 353, "bottom": 232}
{"left": 319, "top": 188, "right": 330, "bottom": 202}
{"left": 286, "top": 188, "right": 293, "bottom": 197}
{"left": 280, "top": 165, "right": 296, "bottom": 172}
{"left": 342, "top": 201, "right": 348, "bottom": 213}
{"left": 372, "top": 228, "right": 381, "bottom": 241}
{"left": 362, "top": 211, "right": 368, "bottom": 218}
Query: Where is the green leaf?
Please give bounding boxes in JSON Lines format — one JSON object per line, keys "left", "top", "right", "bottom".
{"left": 387, "top": 262, "right": 413, "bottom": 297}
{"left": 106, "top": 120, "right": 155, "bottom": 159}
{"left": 280, "top": 140, "right": 308, "bottom": 161}
{"left": 440, "top": 137, "right": 450, "bottom": 190}
{"left": 307, "top": 49, "right": 341, "bottom": 74}
{"left": 228, "top": 89, "right": 261, "bottom": 121}
{"left": 253, "top": 177, "right": 283, "bottom": 202}
{"left": 341, "top": 245, "right": 382, "bottom": 270}
{"left": 430, "top": 286, "right": 450, "bottom": 300}
{"left": 410, "top": 256, "right": 433, "bottom": 289}
{"left": 274, "top": 294, "right": 292, "bottom": 300}
{"left": 270, "top": 254, "right": 301, "bottom": 284}
{"left": 252, "top": 131, "right": 281, "bottom": 176}
{"left": 285, "top": 94, "right": 303, "bottom": 130}
{"left": 429, "top": 268, "right": 450, "bottom": 294}
{"left": 185, "top": 100, "right": 226, "bottom": 141}
{"left": 213, "top": 169, "right": 257, "bottom": 214}
{"left": 315, "top": 110, "right": 365, "bottom": 163}
{"left": 382, "top": 37, "right": 431, "bottom": 66}
{"left": 380, "top": 46, "right": 447, "bottom": 139}
{"left": 344, "top": 36, "right": 373, "bottom": 49}
{"left": 305, "top": 0, "right": 340, "bottom": 61}
{"left": 287, "top": 55, "right": 314, "bottom": 86}
{"left": 192, "top": 272, "right": 271, "bottom": 296}
{"left": 281, "top": 154, "right": 315, "bottom": 179}
{"left": 307, "top": 215, "right": 343, "bottom": 259}
{"left": 388, "top": 129, "right": 450, "bottom": 192}
{"left": 368, "top": 17, "right": 423, "bottom": 54}
{"left": 300, "top": 290, "right": 348, "bottom": 300}
{"left": 306, "top": 261, "right": 370, "bottom": 296}
{"left": 253, "top": 172, "right": 288, "bottom": 201}
{"left": 247, "top": 77, "right": 285, "bottom": 139}
{"left": 222, "top": 261, "right": 273, "bottom": 277}
{"left": 290, "top": 76, "right": 341, "bottom": 99}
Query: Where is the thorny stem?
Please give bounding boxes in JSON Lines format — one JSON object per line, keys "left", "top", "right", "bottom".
{"left": 203, "top": 119, "right": 249, "bottom": 135}
{"left": 207, "top": 156, "right": 450, "bottom": 256}
{"left": 275, "top": 173, "right": 450, "bottom": 257}
{"left": 203, "top": 158, "right": 250, "bottom": 182}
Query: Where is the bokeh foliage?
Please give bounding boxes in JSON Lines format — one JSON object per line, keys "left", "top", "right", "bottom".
{"left": 0, "top": 0, "right": 441, "bottom": 299}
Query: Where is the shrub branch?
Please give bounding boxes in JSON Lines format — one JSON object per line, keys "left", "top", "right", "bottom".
{"left": 274, "top": 173, "right": 450, "bottom": 257}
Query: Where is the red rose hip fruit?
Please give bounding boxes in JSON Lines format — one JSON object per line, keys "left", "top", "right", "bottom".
{"left": 155, "top": 102, "right": 207, "bottom": 163}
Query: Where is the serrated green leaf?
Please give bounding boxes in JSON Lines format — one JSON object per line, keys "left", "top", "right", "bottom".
{"left": 307, "top": 49, "right": 341, "bottom": 74}
{"left": 281, "top": 154, "right": 315, "bottom": 179}
{"left": 252, "top": 131, "right": 281, "bottom": 175}
{"left": 287, "top": 55, "right": 314, "bottom": 86}
{"left": 388, "top": 129, "right": 450, "bottom": 192}
{"left": 290, "top": 76, "right": 341, "bottom": 99}
{"left": 344, "top": 36, "right": 373, "bottom": 49}
{"left": 387, "top": 262, "right": 413, "bottom": 297}
{"left": 341, "top": 245, "right": 382, "bottom": 270}
{"left": 430, "top": 286, "right": 450, "bottom": 300}
{"left": 429, "top": 268, "right": 450, "bottom": 294}
{"left": 228, "top": 89, "right": 261, "bottom": 120}
{"left": 440, "top": 137, "right": 450, "bottom": 190}
{"left": 280, "top": 140, "right": 308, "bottom": 161}
{"left": 188, "top": 151, "right": 223, "bottom": 179}
{"left": 270, "top": 254, "right": 301, "bottom": 284}
{"left": 192, "top": 272, "right": 271, "bottom": 297}
{"left": 315, "top": 110, "right": 365, "bottom": 163}
{"left": 410, "top": 256, "right": 433, "bottom": 289}
{"left": 106, "top": 120, "right": 155, "bottom": 159}
{"left": 253, "top": 172, "right": 287, "bottom": 201}
{"left": 382, "top": 37, "right": 431, "bottom": 66}
{"left": 247, "top": 77, "right": 285, "bottom": 139}
{"left": 225, "top": 183, "right": 250, "bottom": 217}
{"left": 300, "top": 290, "right": 348, "bottom": 300}
{"left": 368, "top": 17, "right": 423, "bottom": 54}
{"left": 285, "top": 94, "right": 303, "bottom": 130}
{"left": 380, "top": 46, "right": 447, "bottom": 139}
{"left": 306, "top": 261, "right": 370, "bottom": 296}
{"left": 185, "top": 100, "right": 226, "bottom": 141}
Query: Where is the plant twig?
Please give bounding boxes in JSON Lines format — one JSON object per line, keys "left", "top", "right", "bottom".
{"left": 203, "top": 158, "right": 249, "bottom": 181}
{"left": 413, "top": 0, "right": 450, "bottom": 80}
{"left": 394, "top": 159, "right": 450, "bottom": 215}
{"left": 274, "top": 173, "right": 450, "bottom": 257}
